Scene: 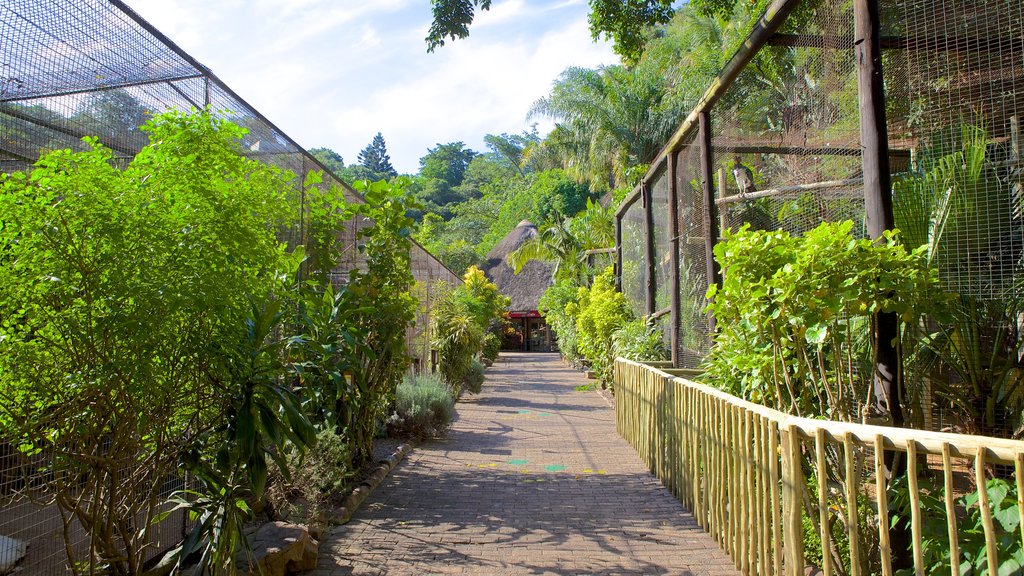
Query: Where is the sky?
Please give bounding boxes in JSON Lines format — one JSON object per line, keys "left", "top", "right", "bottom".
{"left": 125, "top": 0, "right": 619, "bottom": 174}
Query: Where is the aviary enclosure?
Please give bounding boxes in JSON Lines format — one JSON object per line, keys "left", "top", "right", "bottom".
{"left": 615, "top": 0, "right": 1024, "bottom": 574}
{"left": 0, "top": 1, "right": 460, "bottom": 573}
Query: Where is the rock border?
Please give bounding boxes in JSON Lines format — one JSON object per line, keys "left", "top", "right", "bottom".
{"left": 327, "top": 443, "right": 413, "bottom": 525}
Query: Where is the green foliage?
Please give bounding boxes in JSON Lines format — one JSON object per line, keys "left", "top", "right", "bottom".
{"left": 431, "top": 301, "right": 485, "bottom": 395}
{"left": 539, "top": 279, "right": 583, "bottom": 365}
{"left": 420, "top": 141, "right": 477, "bottom": 187}
{"left": 426, "top": 0, "right": 492, "bottom": 51}
{"left": 430, "top": 266, "right": 506, "bottom": 394}
{"left": 464, "top": 359, "right": 486, "bottom": 395}
{"left": 343, "top": 178, "right": 418, "bottom": 465}
{"left": 529, "top": 65, "right": 687, "bottom": 192}
{"left": 894, "top": 125, "right": 1024, "bottom": 436}
{"left": 268, "top": 427, "right": 354, "bottom": 522}
{"left": 356, "top": 132, "right": 397, "bottom": 179}
{"left": 176, "top": 299, "right": 317, "bottom": 576}
{"left": 612, "top": 319, "right": 666, "bottom": 362}
{"left": 309, "top": 147, "right": 345, "bottom": 175}
{"left": 461, "top": 265, "right": 512, "bottom": 328}
{"left": 530, "top": 169, "right": 593, "bottom": 224}
{"left": 0, "top": 109, "right": 310, "bottom": 574}
{"left": 701, "top": 221, "right": 944, "bottom": 420}
{"left": 587, "top": 0, "right": 675, "bottom": 64}
{"left": 567, "top": 267, "right": 633, "bottom": 387}
{"left": 891, "top": 476, "right": 1024, "bottom": 576}
{"left": 482, "top": 332, "right": 502, "bottom": 362}
{"left": 387, "top": 373, "right": 456, "bottom": 437}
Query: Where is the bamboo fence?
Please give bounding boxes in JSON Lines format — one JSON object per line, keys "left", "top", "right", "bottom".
{"left": 615, "top": 358, "right": 1024, "bottom": 576}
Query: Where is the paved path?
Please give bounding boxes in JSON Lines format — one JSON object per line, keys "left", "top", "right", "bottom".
{"left": 314, "top": 352, "right": 738, "bottom": 575}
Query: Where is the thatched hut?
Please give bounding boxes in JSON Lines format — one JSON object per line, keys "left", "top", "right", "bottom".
{"left": 482, "top": 220, "right": 555, "bottom": 351}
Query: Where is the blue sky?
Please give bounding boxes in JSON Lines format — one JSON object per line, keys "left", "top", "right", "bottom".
{"left": 126, "top": 0, "right": 619, "bottom": 174}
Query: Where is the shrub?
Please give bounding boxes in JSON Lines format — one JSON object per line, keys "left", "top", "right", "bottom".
{"left": 464, "top": 359, "right": 486, "bottom": 395}
{"left": 387, "top": 374, "right": 455, "bottom": 437}
{"left": 268, "top": 427, "right": 353, "bottom": 522}
{"left": 539, "top": 279, "right": 582, "bottom": 365}
{"left": 432, "top": 301, "right": 485, "bottom": 395}
{"left": 568, "top": 267, "right": 633, "bottom": 387}
{"left": 612, "top": 319, "right": 666, "bottom": 362}
{"left": 701, "top": 221, "right": 944, "bottom": 420}
{"left": 482, "top": 332, "right": 502, "bottom": 362}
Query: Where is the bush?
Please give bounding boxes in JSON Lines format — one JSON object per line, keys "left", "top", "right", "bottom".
{"left": 612, "top": 319, "right": 666, "bottom": 362}
{"left": 432, "top": 304, "right": 485, "bottom": 395}
{"left": 701, "top": 221, "right": 943, "bottom": 420}
{"left": 567, "top": 267, "right": 633, "bottom": 387}
{"left": 482, "top": 332, "right": 501, "bottom": 362}
{"left": 268, "top": 428, "right": 353, "bottom": 522}
{"left": 463, "top": 359, "right": 486, "bottom": 395}
{"left": 387, "top": 374, "right": 455, "bottom": 438}
{"left": 539, "top": 279, "right": 582, "bottom": 365}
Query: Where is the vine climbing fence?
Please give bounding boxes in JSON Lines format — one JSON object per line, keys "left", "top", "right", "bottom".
{"left": 0, "top": 1, "right": 460, "bottom": 573}
{"left": 615, "top": 0, "right": 1024, "bottom": 573}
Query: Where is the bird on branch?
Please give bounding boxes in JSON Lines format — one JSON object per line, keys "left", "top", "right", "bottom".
{"left": 732, "top": 157, "right": 755, "bottom": 197}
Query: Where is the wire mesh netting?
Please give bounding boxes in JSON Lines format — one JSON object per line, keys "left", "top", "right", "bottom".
{"left": 1, "top": 1, "right": 460, "bottom": 572}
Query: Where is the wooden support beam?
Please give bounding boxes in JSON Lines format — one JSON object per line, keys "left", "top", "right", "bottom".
{"left": 699, "top": 112, "right": 721, "bottom": 298}
{"left": 643, "top": 181, "right": 657, "bottom": 316}
{"left": 856, "top": 0, "right": 901, "bottom": 425}
{"left": 668, "top": 150, "right": 681, "bottom": 367}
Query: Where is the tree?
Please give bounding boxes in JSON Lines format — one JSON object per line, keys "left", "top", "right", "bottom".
{"left": 426, "top": 0, "right": 677, "bottom": 63}
{"left": 357, "top": 132, "right": 397, "bottom": 179}
{"left": 419, "top": 141, "right": 477, "bottom": 187}
{"left": 529, "top": 65, "right": 687, "bottom": 192}
{"left": 0, "top": 110, "right": 311, "bottom": 574}
{"left": 309, "top": 146, "right": 345, "bottom": 175}
{"left": 587, "top": 0, "right": 675, "bottom": 64}
{"left": 483, "top": 130, "right": 540, "bottom": 178}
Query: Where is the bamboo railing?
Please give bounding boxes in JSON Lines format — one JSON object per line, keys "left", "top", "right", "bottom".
{"left": 614, "top": 358, "right": 1024, "bottom": 576}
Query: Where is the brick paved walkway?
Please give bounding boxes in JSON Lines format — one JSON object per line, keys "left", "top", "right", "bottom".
{"left": 314, "top": 352, "right": 738, "bottom": 575}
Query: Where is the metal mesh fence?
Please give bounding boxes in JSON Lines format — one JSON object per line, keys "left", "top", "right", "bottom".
{"left": 1, "top": 1, "right": 460, "bottom": 572}
{"left": 615, "top": 0, "right": 1024, "bottom": 435}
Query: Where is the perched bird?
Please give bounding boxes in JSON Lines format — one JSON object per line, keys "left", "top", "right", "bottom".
{"left": 732, "top": 157, "right": 755, "bottom": 196}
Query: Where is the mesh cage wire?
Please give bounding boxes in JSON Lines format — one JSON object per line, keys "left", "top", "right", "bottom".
{"left": 0, "top": 1, "right": 461, "bottom": 573}
{"left": 713, "top": 1, "right": 867, "bottom": 243}
{"left": 675, "top": 140, "right": 714, "bottom": 368}
{"left": 651, "top": 166, "right": 672, "bottom": 351}
{"left": 888, "top": 0, "right": 1024, "bottom": 438}
{"left": 620, "top": 196, "right": 649, "bottom": 318}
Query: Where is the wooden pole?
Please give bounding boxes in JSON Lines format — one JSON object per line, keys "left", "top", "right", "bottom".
{"left": 643, "top": 181, "right": 657, "bottom": 316}
{"left": 615, "top": 210, "right": 624, "bottom": 292}
{"left": 699, "top": 111, "right": 721, "bottom": 332}
{"left": 855, "top": 0, "right": 903, "bottom": 426}
{"left": 668, "top": 151, "right": 682, "bottom": 367}
{"left": 855, "top": 0, "right": 910, "bottom": 565}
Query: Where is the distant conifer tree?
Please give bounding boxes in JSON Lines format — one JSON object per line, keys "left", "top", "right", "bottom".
{"left": 357, "top": 132, "right": 397, "bottom": 178}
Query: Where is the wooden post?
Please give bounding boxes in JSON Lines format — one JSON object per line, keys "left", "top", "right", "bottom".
{"left": 643, "top": 181, "right": 657, "bottom": 316}
{"left": 855, "top": 0, "right": 910, "bottom": 566}
{"left": 718, "top": 167, "right": 729, "bottom": 232}
{"left": 855, "top": 0, "right": 902, "bottom": 427}
{"left": 699, "top": 111, "right": 721, "bottom": 332}
{"left": 668, "top": 152, "right": 682, "bottom": 367}
{"left": 615, "top": 210, "right": 624, "bottom": 292}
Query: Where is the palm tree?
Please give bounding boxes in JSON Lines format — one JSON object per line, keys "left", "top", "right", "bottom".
{"left": 507, "top": 216, "right": 585, "bottom": 284}
{"left": 507, "top": 199, "right": 616, "bottom": 285}
{"left": 528, "top": 64, "right": 688, "bottom": 193}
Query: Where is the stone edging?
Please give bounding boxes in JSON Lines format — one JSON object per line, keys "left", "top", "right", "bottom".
{"left": 327, "top": 443, "right": 414, "bottom": 525}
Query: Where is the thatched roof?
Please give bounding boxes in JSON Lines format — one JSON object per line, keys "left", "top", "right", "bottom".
{"left": 482, "top": 220, "right": 553, "bottom": 313}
